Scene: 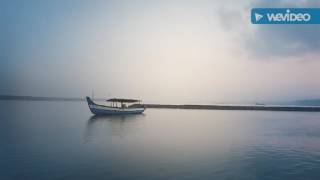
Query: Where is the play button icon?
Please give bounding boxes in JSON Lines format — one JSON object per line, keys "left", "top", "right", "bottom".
{"left": 255, "top": 13, "right": 263, "bottom": 22}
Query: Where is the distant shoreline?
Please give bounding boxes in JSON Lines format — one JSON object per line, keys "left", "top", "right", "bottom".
{"left": 0, "top": 95, "right": 84, "bottom": 101}
{"left": 0, "top": 95, "right": 104, "bottom": 102}
{"left": 143, "top": 104, "right": 320, "bottom": 112}
{"left": 1, "top": 95, "right": 320, "bottom": 112}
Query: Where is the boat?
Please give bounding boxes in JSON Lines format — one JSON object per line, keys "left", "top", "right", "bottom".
{"left": 86, "top": 96, "right": 145, "bottom": 115}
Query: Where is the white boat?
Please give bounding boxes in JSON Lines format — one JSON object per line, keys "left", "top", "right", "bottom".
{"left": 86, "top": 96, "right": 145, "bottom": 115}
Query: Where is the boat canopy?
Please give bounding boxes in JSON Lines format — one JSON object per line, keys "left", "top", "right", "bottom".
{"left": 106, "top": 98, "right": 141, "bottom": 103}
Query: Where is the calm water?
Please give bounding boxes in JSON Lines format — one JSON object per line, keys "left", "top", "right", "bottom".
{"left": 1, "top": 101, "right": 320, "bottom": 180}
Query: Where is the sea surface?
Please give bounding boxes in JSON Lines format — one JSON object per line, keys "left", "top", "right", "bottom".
{"left": 1, "top": 101, "right": 320, "bottom": 180}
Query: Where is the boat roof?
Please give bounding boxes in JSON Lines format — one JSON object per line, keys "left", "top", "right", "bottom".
{"left": 106, "top": 98, "right": 141, "bottom": 103}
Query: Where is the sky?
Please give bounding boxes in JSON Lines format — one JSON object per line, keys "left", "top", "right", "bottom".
{"left": 1, "top": 0, "right": 320, "bottom": 104}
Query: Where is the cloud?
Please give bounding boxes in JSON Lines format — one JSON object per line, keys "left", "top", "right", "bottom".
{"left": 247, "top": 24, "right": 320, "bottom": 58}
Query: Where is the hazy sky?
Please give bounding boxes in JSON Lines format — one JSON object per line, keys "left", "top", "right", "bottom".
{"left": 1, "top": 0, "right": 320, "bottom": 104}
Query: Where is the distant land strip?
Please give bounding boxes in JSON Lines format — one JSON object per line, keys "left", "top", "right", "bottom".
{"left": 0, "top": 95, "right": 104, "bottom": 102}
{"left": 1, "top": 95, "right": 320, "bottom": 112}
{"left": 143, "top": 104, "right": 320, "bottom": 112}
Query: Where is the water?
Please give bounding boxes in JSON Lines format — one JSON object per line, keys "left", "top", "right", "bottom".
{"left": 1, "top": 101, "right": 320, "bottom": 180}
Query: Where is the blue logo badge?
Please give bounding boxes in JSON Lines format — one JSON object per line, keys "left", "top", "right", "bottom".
{"left": 251, "top": 8, "right": 320, "bottom": 24}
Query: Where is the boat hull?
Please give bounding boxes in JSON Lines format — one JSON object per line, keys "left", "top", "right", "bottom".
{"left": 86, "top": 97, "right": 145, "bottom": 115}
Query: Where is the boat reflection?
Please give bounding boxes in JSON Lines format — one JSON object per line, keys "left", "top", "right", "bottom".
{"left": 84, "top": 114, "right": 145, "bottom": 143}
{"left": 88, "top": 114, "right": 144, "bottom": 123}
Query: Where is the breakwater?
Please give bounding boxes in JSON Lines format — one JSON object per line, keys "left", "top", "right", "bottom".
{"left": 144, "top": 104, "right": 320, "bottom": 112}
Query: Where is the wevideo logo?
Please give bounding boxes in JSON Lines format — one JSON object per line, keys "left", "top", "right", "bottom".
{"left": 251, "top": 8, "right": 320, "bottom": 24}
